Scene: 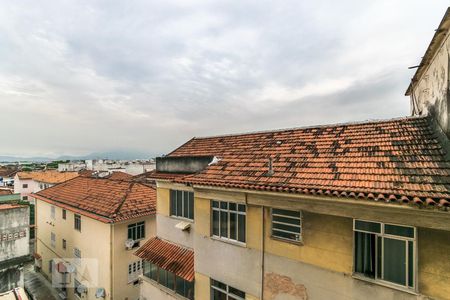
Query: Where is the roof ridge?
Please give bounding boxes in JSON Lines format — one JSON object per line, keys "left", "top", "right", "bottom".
{"left": 112, "top": 181, "right": 135, "bottom": 217}
{"left": 183, "top": 115, "right": 428, "bottom": 141}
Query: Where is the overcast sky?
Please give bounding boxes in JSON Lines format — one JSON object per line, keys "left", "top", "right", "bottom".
{"left": 0, "top": 1, "right": 448, "bottom": 157}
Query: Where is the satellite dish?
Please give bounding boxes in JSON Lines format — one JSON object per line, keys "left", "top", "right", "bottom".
{"left": 95, "top": 288, "right": 105, "bottom": 298}
{"left": 125, "top": 239, "right": 135, "bottom": 249}
{"left": 66, "top": 264, "right": 76, "bottom": 274}
{"left": 76, "top": 284, "right": 87, "bottom": 294}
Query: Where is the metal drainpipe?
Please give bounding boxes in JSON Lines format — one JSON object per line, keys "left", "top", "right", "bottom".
{"left": 110, "top": 223, "right": 114, "bottom": 300}
{"left": 260, "top": 205, "right": 265, "bottom": 300}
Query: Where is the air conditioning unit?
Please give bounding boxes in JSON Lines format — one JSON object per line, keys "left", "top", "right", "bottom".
{"left": 175, "top": 221, "right": 191, "bottom": 231}
{"left": 125, "top": 239, "right": 135, "bottom": 250}
{"left": 77, "top": 284, "right": 88, "bottom": 295}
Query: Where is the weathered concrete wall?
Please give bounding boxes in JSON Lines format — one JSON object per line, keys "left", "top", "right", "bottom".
{"left": 418, "top": 228, "right": 450, "bottom": 300}
{"left": 411, "top": 27, "right": 450, "bottom": 136}
{"left": 156, "top": 156, "right": 213, "bottom": 173}
{"left": 0, "top": 206, "right": 29, "bottom": 261}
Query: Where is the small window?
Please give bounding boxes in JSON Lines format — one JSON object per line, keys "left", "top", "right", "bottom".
{"left": 170, "top": 190, "right": 194, "bottom": 220}
{"left": 62, "top": 239, "right": 67, "bottom": 250}
{"left": 354, "top": 220, "right": 416, "bottom": 289}
{"left": 22, "top": 184, "right": 28, "bottom": 188}
{"left": 212, "top": 200, "right": 246, "bottom": 243}
{"left": 49, "top": 259, "right": 53, "bottom": 274}
{"left": 50, "top": 232, "right": 56, "bottom": 248}
{"left": 74, "top": 214, "right": 81, "bottom": 232}
{"left": 62, "top": 209, "right": 66, "bottom": 220}
{"left": 211, "top": 279, "right": 245, "bottom": 300}
{"left": 51, "top": 206, "right": 55, "bottom": 219}
{"left": 22, "top": 196, "right": 28, "bottom": 201}
{"left": 73, "top": 248, "right": 81, "bottom": 266}
{"left": 271, "top": 208, "right": 302, "bottom": 242}
{"left": 128, "top": 260, "right": 143, "bottom": 283}
{"left": 127, "top": 221, "right": 145, "bottom": 241}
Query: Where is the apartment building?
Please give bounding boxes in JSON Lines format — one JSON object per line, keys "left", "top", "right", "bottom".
{"left": 0, "top": 203, "right": 29, "bottom": 292}
{"left": 14, "top": 170, "right": 79, "bottom": 202}
{"left": 135, "top": 10, "right": 450, "bottom": 300}
{"left": 32, "top": 176, "right": 156, "bottom": 300}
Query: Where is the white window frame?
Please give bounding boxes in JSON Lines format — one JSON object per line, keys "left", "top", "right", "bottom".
{"left": 353, "top": 219, "right": 417, "bottom": 292}
{"left": 74, "top": 214, "right": 81, "bottom": 232}
{"left": 271, "top": 208, "right": 302, "bottom": 243}
{"left": 127, "top": 260, "right": 143, "bottom": 283}
{"left": 170, "top": 190, "right": 194, "bottom": 220}
{"left": 211, "top": 200, "right": 246, "bottom": 245}
{"left": 73, "top": 248, "right": 81, "bottom": 266}
{"left": 128, "top": 221, "right": 145, "bottom": 241}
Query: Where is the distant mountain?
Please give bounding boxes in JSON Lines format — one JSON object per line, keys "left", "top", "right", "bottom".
{"left": 0, "top": 150, "right": 156, "bottom": 163}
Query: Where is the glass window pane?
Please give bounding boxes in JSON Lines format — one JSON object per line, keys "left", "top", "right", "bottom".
{"left": 408, "top": 241, "right": 414, "bottom": 287}
{"left": 212, "top": 289, "right": 226, "bottom": 300}
{"left": 159, "top": 269, "right": 167, "bottom": 286}
{"left": 229, "top": 203, "right": 237, "bottom": 211}
{"left": 238, "top": 214, "right": 246, "bottom": 242}
{"left": 176, "top": 191, "right": 183, "bottom": 216}
{"left": 272, "top": 208, "right": 299, "bottom": 218}
{"left": 229, "top": 212, "right": 237, "bottom": 240}
{"left": 212, "top": 201, "right": 219, "bottom": 208}
{"left": 273, "top": 230, "right": 300, "bottom": 241}
{"left": 238, "top": 204, "right": 246, "bottom": 212}
{"left": 220, "top": 211, "right": 228, "bottom": 238}
{"left": 220, "top": 201, "right": 228, "bottom": 209}
{"left": 385, "top": 224, "right": 414, "bottom": 238}
{"left": 150, "top": 263, "right": 158, "bottom": 281}
{"left": 167, "top": 271, "right": 175, "bottom": 290}
{"left": 170, "top": 190, "right": 176, "bottom": 215}
{"left": 354, "top": 232, "right": 375, "bottom": 278}
{"left": 355, "top": 220, "right": 381, "bottom": 233}
{"left": 189, "top": 192, "right": 194, "bottom": 219}
{"left": 377, "top": 236, "right": 382, "bottom": 279}
{"left": 212, "top": 210, "right": 220, "bottom": 236}
{"left": 383, "top": 238, "right": 406, "bottom": 286}
{"left": 183, "top": 192, "right": 189, "bottom": 218}
{"left": 186, "top": 280, "right": 194, "bottom": 300}
{"left": 273, "top": 215, "right": 300, "bottom": 226}
{"left": 229, "top": 286, "right": 245, "bottom": 298}
{"left": 272, "top": 223, "right": 300, "bottom": 233}
{"left": 176, "top": 276, "right": 185, "bottom": 295}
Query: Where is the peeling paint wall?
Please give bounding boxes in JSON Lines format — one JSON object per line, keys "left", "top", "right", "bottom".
{"left": 411, "top": 27, "right": 450, "bottom": 136}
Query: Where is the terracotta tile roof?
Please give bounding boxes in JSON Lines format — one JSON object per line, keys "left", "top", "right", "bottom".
{"left": 137, "top": 170, "right": 191, "bottom": 181}
{"left": 165, "top": 116, "right": 450, "bottom": 209}
{"left": 17, "top": 170, "right": 79, "bottom": 184}
{"left": 34, "top": 176, "right": 156, "bottom": 223}
{"left": 0, "top": 168, "right": 17, "bottom": 178}
{"left": 108, "top": 171, "right": 133, "bottom": 181}
{"left": 0, "top": 204, "right": 27, "bottom": 211}
{"left": 135, "top": 237, "right": 194, "bottom": 281}
{"left": 0, "top": 189, "right": 12, "bottom": 196}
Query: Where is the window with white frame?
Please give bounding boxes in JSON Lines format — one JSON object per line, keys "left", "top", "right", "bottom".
{"left": 74, "top": 214, "right": 81, "bottom": 231}
{"left": 128, "top": 221, "right": 145, "bottom": 241}
{"left": 50, "top": 232, "right": 56, "bottom": 248}
{"left": 73, "top": 248, "right": 81, "bottom": 266}
{"left": 74, "top": 279, "right": 82, "bottom": 298}
{"left": 211, "top": 279, "right": 245, "bottom": 300}
{"left": 51, "top": 206, "right": 55, "bottom": 219}
{"left": 128, "top": 260, "right": 142, "bottom": 283}
{"left": 212, "top": 201, "right": 246, "bottom": 243}
{"left": 170, "top": 190, "right": 194, "bottom": 220}
{"left": 271, "top": 208, "right": 302, "bottom": 242}
{"left": 353, "top": 220, "right": 416, "bottom": 289}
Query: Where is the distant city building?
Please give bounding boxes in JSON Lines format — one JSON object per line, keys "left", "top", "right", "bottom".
{"left": 0, "top": 168, "right": 17, "bottom": 187}
{"left": 0, "top": 204, "right": 30, "bottom": 292}
{"left": 58, "top": 159, "right": 156, "bottom": 176}
{"left": 14, "top": 170, "right": 80, "bottom": 203}
{"left": 32, "top": 176, "right": 156, "bottom": 300}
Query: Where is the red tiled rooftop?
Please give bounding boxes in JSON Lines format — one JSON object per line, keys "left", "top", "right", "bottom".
{"left": 17, "top": 170, "right": 79, "bottom": 184}
{"left": 34, "top": 176, "right": 156, "bottom": 223}
{"left": 164, "top": 116, "right": 450, "bottom": 209}
{"left": 0, "top": 189, "right": 12, "bottom": 196}
{"left": 108, "top": 171, "right": 133, "bottom": 181}
{"left": 0, "top": 204, "right": 27, "bottom": 211}
{"left": 135, "top": 237, "right": 194, "bottom": 281}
